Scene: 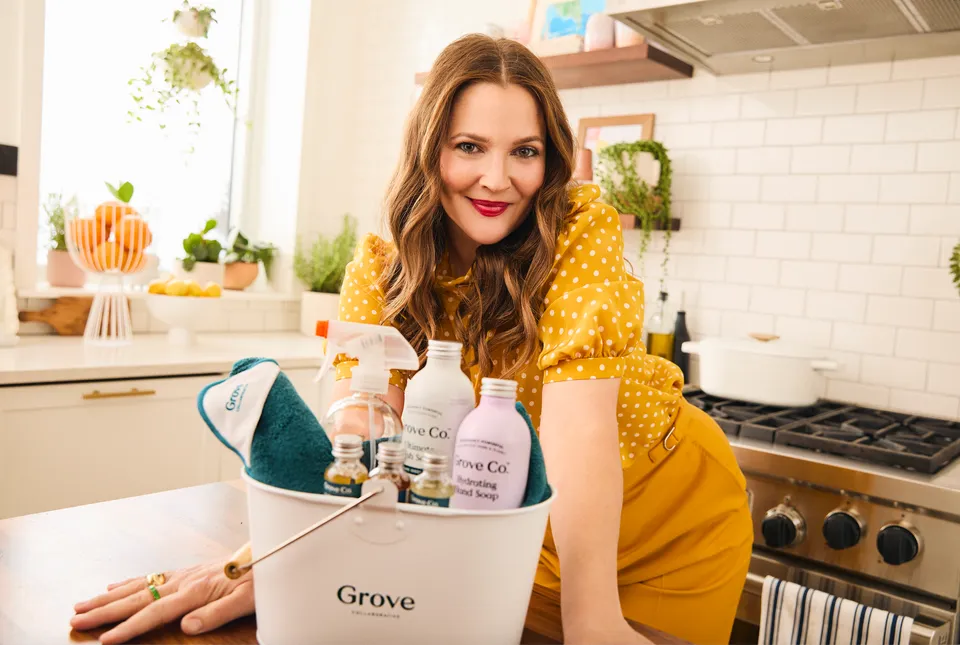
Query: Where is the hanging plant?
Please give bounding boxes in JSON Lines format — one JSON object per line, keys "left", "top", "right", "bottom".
{"left": 950, "top": 241, "right": 960, "bottom": 298}
{"left": 128, "top": 41, "right": 237, "bottom": 147}
{"left": 172, "top": 2, "right": 217, "bottom": 38}
{"left": 596, "top": 140, "right": 673, "bottom": 289}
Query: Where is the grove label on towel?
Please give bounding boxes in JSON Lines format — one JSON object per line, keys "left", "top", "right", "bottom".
{"left": 401, "top": 341, "right": 475, "bottom": 475}
{"left": 323, "top": 434, "right": 368, "bottom": 498}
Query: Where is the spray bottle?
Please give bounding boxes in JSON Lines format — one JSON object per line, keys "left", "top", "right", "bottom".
{"left": 315, "top": 320, "right": 420, "bottom": 471}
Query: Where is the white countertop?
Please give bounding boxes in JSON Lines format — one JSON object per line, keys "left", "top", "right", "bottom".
{"left": 0, "top": 333, "right": 326, "bottom": 385}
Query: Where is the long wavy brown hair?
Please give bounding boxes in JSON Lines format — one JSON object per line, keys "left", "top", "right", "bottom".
{"left": 379, "top": 34, "right": 576, "bottom": 380}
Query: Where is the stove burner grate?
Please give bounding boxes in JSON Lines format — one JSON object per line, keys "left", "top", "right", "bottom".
{"left": 775, "top": 414, "right": 960, "bottom": 474}
{"left": 684, "top": 389, "right": 960, "bottom": 473}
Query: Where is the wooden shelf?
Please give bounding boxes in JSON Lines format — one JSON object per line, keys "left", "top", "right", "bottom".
{"left": 414, "top": 44, "right": 693, "bottom": 89}
{"left": 619, "top": 214, "right": 681, "bottom": 232}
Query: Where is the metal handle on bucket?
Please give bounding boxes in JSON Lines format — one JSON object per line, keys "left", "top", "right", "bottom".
{"left": 224, "top": 486, "right": 385, "bottom": 580}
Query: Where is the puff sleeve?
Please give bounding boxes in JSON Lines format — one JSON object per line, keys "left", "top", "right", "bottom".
{"left": 537, "top": 186, "right": 646, "bottom": 385}
{"left": 334, "top": 234, "right": 409, "bottom": 391}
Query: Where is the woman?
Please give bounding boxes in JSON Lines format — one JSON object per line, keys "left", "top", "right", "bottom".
{"left": 71, "top": 34, "right": 752, "bottom": 644}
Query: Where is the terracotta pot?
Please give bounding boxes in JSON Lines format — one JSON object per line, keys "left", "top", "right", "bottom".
{"left": 46, "top": 249, "right": 85, "bottom": 288}
{"left": 174, "top": 261, "right": 224, "bottom": 286}
{"left": 615, "top": 21, "right": 645, "bottom": 47}
{"left": 223, "top": 262, "right": 259, "bottom": 290}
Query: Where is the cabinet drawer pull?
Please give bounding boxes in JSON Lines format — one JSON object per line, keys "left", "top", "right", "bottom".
{"left": 82, "top": 388, "right": 157, "bottom": 400}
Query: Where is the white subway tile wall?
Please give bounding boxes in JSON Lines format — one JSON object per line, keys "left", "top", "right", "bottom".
{"left": 549, "top": 57, "right": 960, "bottom": 419}
{"left": 292, "top": 2, "right": 960, "bottom": 420}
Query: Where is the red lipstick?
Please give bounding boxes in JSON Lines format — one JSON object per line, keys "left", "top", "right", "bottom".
{"left": 469, "top": 198, "right": 510, "bottom": 217}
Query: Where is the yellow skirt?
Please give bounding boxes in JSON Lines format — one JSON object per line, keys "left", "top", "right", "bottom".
{"left": 536, "top": 401, "right": 754, "bottom": 644}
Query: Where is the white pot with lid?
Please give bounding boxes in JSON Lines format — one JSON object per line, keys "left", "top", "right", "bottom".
{"left": 681, "top": 335, "right": 839, "bottom": 407}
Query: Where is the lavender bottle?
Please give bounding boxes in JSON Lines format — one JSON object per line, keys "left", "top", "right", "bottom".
{"left": 451, "top": 378, "right": 530, "bottom": 510}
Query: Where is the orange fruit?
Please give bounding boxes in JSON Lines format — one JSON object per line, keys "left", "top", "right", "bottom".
{"left": 117, "top": 216, "right": 152, "bottom": 252}
{"left": 95, "top": 201, "right": 137, "bottom": 234}
{"left": 92, "top": 241, "right": 123, "bottom": 271}
{"left": 69, "top": 218, "right": 106, "bottom": 249}
{"left": 120, "top": 250, "right": 147, "bottom": 274}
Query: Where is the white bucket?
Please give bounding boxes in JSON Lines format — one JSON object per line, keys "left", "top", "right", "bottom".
{"left": 243, "top": 470, "right": 554, "bottom": 645}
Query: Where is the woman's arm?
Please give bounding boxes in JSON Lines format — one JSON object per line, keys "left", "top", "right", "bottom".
{"left": 540, "top": 378, "right": 645, "bottom": 644}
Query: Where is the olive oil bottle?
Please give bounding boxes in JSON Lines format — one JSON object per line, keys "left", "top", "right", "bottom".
{"left": 646, "top": 290, "right": 676, "bottom": 362}
{"left": 409, "top": 453, "right": 454, "bottom": 507}
{"left": 323, "top": 434, "right": 368, "bottom": 498}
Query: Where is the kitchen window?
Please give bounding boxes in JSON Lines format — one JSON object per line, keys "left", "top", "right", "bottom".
{"left": 36, "top": 0, "right": 253, "bottom": 273}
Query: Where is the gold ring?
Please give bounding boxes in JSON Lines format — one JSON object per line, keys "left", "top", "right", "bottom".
{"left": 146, "top": 572, "right": 166, "bottom": 586}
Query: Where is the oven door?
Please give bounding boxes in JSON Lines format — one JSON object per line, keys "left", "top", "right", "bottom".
{"left": 738, "top": 552, "right": 956, "bottom": 645}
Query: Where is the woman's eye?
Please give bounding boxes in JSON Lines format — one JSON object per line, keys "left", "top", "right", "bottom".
{"left": 457, "top": 142, "right": 480, "bottom": 154}
{"left": 515, "top": 146, "right": 540, "bottom": 159}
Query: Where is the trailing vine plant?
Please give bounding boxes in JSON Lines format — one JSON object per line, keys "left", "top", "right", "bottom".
{"left": 172, "top": 2, "right": 217, "bottom": 37}
{"left": 950, "top": 241, "right": 960, "bottom": 298}
{"left": 128, "top": 3, "right": 237, "bottom": 153}
{"left": 596, "top": 140, "right": 673, "bottom": 290}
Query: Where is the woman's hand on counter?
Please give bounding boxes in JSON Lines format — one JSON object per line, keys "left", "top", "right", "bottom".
{"left": 70, "top": 560, "right": 254, "bottom": 644}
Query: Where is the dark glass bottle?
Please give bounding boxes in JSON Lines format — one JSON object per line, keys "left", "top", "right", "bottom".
{"left": 672, "top": 310, "right": 691, "bottom": 382}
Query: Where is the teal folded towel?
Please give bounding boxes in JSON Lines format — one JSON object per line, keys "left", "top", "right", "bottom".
{"left": 198, "top": 358, "right": 551, "bottom": 507}
{"left": 516, "top": 402, "right": 551, "bottom": 507}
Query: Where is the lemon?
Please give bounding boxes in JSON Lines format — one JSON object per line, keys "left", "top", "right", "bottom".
{"left": 203, "top": 282, "right": 222, "bottom": 298}
{"left": 186, "top": 280, "right": 204, "bottom": 297}
{"left": 147, "top": 278, "right": 168, "bottom": 295}
{"left": 164, "top": 279, "right": 188, "bottom": 297}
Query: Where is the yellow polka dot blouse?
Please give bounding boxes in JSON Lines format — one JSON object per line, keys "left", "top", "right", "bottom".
{"left": 335, "top": 184, "right": 683, "bottom": 468}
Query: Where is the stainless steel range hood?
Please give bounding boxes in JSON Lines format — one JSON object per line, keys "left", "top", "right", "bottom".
{"left": 606, "top": 0, "right": 960, "bottom": 75}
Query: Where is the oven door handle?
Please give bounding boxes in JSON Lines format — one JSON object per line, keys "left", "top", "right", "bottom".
{"left": 743, "top": 573, "right": 951, "bottom": 645}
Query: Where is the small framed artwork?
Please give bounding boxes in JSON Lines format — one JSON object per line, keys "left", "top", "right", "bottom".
{"left": 577, "top": 114, "right": 656, "bottom": 180}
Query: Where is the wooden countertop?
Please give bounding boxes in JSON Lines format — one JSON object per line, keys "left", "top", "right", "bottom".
{"left": 0, "top": 480, "right": 686, "bottom": 644}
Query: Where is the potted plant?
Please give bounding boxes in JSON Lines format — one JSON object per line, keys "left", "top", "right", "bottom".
{"left": 294, "top": 214, "right": 357, "bottom": 336}
{"left": 44, "top": 193, "right": 86, "bottom": 288}
{"left": 596, "top": 140, "right": 673, "bottom": 288}
{"left": 128, "top": 41, "right": 237, "bottom": 144}
{"left": 177, "top": 218, "right": 224, "bottom": 285}
{"left": 172, "top": 2, "right": 217, "bottom": 38}
{"left": 223, "top": 229, "right": 276, "bottom": 291}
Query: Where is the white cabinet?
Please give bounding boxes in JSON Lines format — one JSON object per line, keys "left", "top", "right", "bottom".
{"left": 0, "top": 375, "right": 228, "bottom": 519}
{"left": 0, "top": 365, "right": 331, "bottom": 519}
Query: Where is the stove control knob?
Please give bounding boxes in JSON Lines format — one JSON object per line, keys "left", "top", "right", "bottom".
{"left": 877, "top": 524, "right": 921, "bottom": 566}
{"left": 822, "top": 510, "right": 863, "bottom": 550}
{"left": 762, "top": 504, "right": 806, "bottom": 549}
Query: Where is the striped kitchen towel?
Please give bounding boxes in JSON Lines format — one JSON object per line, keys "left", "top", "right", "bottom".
{"left": 759, "top": 576, "right": 913, "bottom": 645}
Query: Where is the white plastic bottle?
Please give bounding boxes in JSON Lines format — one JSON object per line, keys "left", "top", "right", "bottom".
{"left": 401, "top": 340, "right": 476, "bottom": 475}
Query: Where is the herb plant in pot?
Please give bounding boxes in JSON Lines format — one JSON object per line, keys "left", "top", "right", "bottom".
{"left": 294, "top": 214, "right": 357, "bottom": 336}
{"left": 223, "top": 229, "right": 276, "bottom": 291}
{"left": 596, "top": 140, "right": 673, "bottom": 288}
{"left": 177, "top": 218, "right": 224, "bottom": 285}
{"left": 44, "top": 193, "right": 86, "bottom": 288}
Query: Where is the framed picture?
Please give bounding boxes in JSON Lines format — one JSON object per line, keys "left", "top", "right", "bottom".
{"left": 577, "top": 114, "right": 656, "bottom": 181}
{"left": 527, "top": 0, "right": 608, "bottom": 56}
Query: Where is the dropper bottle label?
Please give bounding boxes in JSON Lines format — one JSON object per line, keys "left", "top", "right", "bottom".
{"left": 409, "top": 453, "right": 454, "bottom": 507}
{"left": 324, "top": 434, "right": 368, "bottom": 498}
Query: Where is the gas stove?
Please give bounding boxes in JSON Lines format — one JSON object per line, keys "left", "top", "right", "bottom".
{"left": 687, "top": 389, "right": 960, "bottom": 643}
{"left": 687, "top": 390, "right": 960, "bottom": 474}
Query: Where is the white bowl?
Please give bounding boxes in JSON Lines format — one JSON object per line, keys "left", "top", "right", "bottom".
{"left": 146, "top": 293, "right": 222, "bottom": 345}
